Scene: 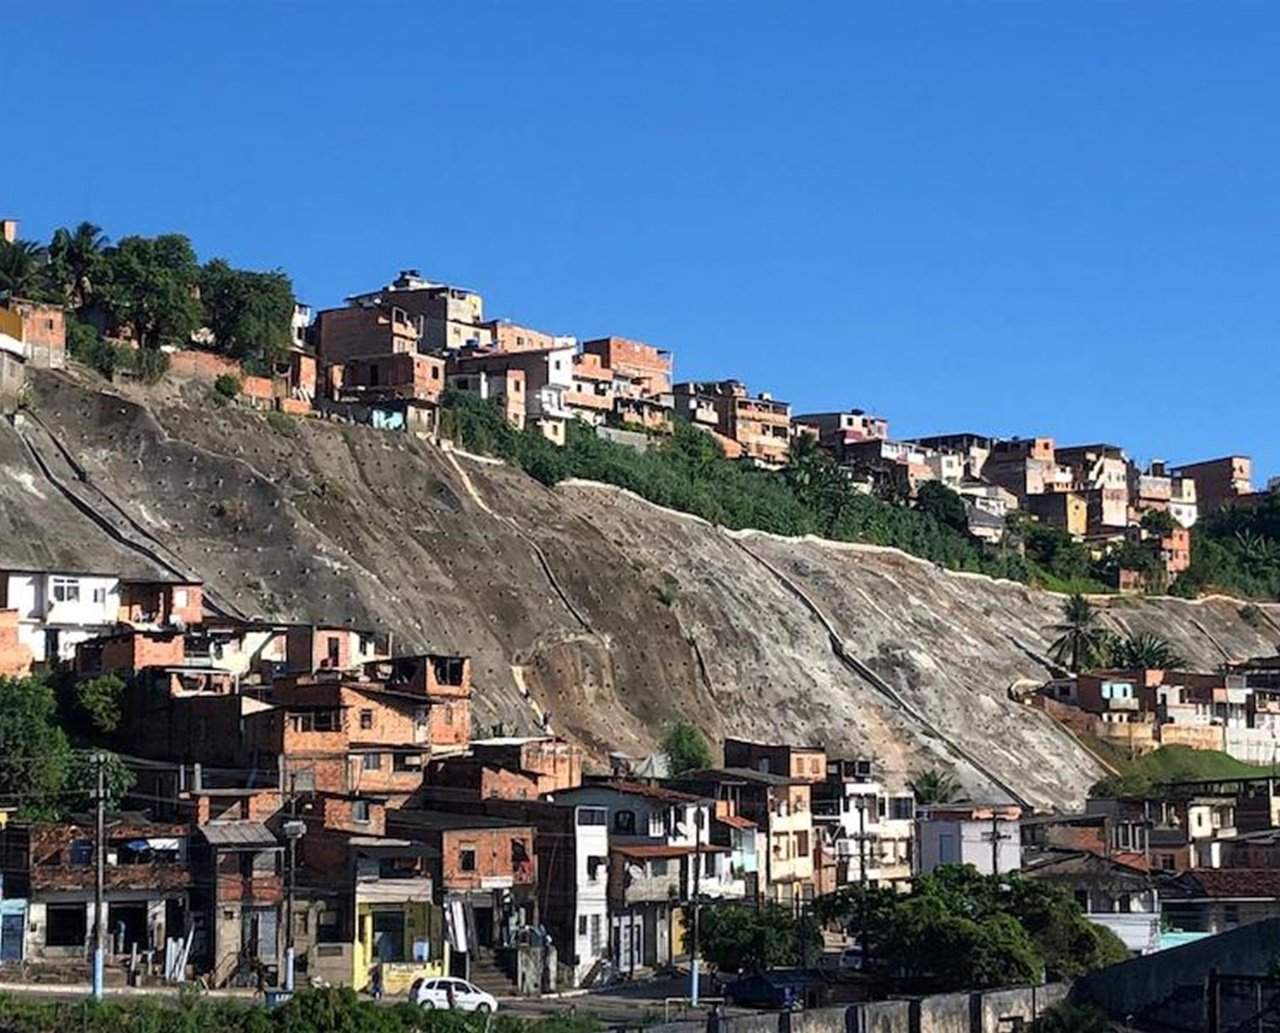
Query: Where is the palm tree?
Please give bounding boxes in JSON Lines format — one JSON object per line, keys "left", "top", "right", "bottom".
{"left": 912, "top": 768, "right": 961, "bottom": 804}
{"left": 48, "top": 221, "right": 108, "bottom": 309}
{"left": 1111, "top": 633, "right": 1185, "bottom": 671}
{"left": 1047, "top": 593, "right": 1111, "bottom": 673}
{"left": 0, "top": 238, "right": 51, "bottom": 299}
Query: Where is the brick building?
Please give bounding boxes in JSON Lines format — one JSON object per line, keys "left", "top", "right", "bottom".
{"left": 579, "top": 337, "right": 672, "bottom": 398}
{"left": 1171, "top": 456, "right": 1253, "bottom": 513}
{"left": 670, "top": 380, "right": 791, "bottom": 467}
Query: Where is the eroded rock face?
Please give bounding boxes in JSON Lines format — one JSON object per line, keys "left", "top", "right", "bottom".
{"left": 9, "top": 371, "right": 1280, "bottom": 811}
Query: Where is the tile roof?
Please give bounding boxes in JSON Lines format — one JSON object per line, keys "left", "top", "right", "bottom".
{"left": 1185, "top": 869, "right": 1280, "bottom": 899}
{"left": 716, "top": 814, "right": 757, "bottom": 830}
{"left": 595, "top": 781, "right": 704, "bottom": 804}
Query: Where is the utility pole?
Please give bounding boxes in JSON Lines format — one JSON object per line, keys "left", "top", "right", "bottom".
{"left": 92, "top": 752, "right": 105, "bottom": 1001}
{"left": 282, "top": 773, "right": 305, "bottom": 994}
{"left": 983, "top": 809, "right": 1012, "bottom": 876}
{"left": 690, "top": 806, "right": 704, "bottom": 1007}
{"left": 856, "top": 795, "right": 868, "bottom": 968}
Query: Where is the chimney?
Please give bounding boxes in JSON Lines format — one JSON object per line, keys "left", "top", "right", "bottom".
{"left": 0, "top": 218, "right": 16, "bottom": 244}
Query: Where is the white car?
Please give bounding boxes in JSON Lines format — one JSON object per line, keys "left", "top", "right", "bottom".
{"left": 410, "top": 977, "right": 498, "bottom": 1014}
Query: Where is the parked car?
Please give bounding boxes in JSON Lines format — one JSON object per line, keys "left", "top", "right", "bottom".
{"left": 409, "top": 977, "right": 498, "bottom": 1013}
{"left": 723, "top": 971, "right": 827, "bottom": 1011}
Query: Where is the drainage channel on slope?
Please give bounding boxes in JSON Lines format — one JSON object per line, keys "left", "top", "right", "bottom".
{"left": 727, "top": 534, "right": 1032, "bottom": 809}
{"left": 13, "top": 415, "right": 249, "bottom": 622}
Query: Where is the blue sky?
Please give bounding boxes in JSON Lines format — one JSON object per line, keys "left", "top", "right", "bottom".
{"left": 5, "top": 3, "right": 1279, "bottom": 476}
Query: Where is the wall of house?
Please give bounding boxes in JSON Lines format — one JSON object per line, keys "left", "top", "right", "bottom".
{"left": 441, "top": 827, "right": 535, "bottom": 891}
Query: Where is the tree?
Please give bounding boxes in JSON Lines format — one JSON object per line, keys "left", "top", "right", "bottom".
{"left": 693, "top": 905, "right": 821, "bottom": 973}
{"left": 65, "top": 750, "right": 134, "bottom": 812}
{"left": 199, "top": 259, "right": 295, "bottom": 372}
{"left": 99, "top": 234, "right": 202, "bottom": 352}
{"left": 1139, "top": 509, "right": 1177, "bottom": 539}
{"left": 1110, "top": 633, "right": 1185, "bottom": 671}
{"left": 912, "top": 768, "right": 961, "bottom": 804}
{"left": 1047, "top": 594, "right": 1112, "bottom": 673}
{"left": 48, "top": 221, "right": 108, "bottom": 309}
{"left": 74, "top": 675, "right": 126, "bottom": 736}
{"left": 0, "top": 238, "right": 53, "bottom": 299}
{"left": 661, "top": 720, "right": 713, "bottom": 775}
{"left": 917, "top": 482, "right": 969, "bottom": 535}
{"left": 0, "top": 676, "right": 73, "bottom": 818}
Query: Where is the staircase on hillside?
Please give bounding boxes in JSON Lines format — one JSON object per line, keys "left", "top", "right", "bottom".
{"left": 467, "top": 951, "right": 518, "bottom": 996}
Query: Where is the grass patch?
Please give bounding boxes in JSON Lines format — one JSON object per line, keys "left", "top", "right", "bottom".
{"left": 1090, "top": 743, "right": 1273, "bottom": 796}
{"left": 266, "top": 410, "right": 297, "bottom": 437}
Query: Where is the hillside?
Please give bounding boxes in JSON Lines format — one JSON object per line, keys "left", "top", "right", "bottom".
{"left": 6, "top": 369, "right": 1280, "bottom": 811}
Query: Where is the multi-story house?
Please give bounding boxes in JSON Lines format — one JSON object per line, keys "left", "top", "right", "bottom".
{"left": 552, "top": 782, "right": 731, "bottom": 973}
{"left": 907, "top": 433, "right": 994, "bottom": 481}
{"left": 427, "top": 736, "right": 584, "bottom": 801}
{"left": 293, "top": 797, "right": 446, "bottom": 995}
{"left": 0, "top": 814, "right": 193, "bottom": 968}
{"left": 449, "top": 345, "right": 574, "bottom": 445}
{"left": 416, "top": 795, "right": 610, "bottom": 988}
{"left": 811, "top": 760, "right": 915, "bottom": 892}
{"left": 1026, "top": 491, "right": 1089, "bottom": 538}
{"left": 1169, "top": 474, "right": 1199, "bottom": 529}
{"left": 0, "top": 293, "right": 66, "bottom": 369}
{"left": 723, "top": 738, "right": 827, "bottom": 783}
{"left": 0, "top": 569, "right": 202, "bottom": 667}
{"left": 313, "top": 301, "right": 422, "bottom": 368}
{"left": 579, "top": 337, "right": 673, "bottom": 399}
{"left": 982, "top": 437, "right": 1071, "bottom": 504}
{"left": 792, "top": 410, "right": 890, "bottom": 460}
{"left": 565, "top": 351, "right": 616, "bottom": 426}
{"left": 1170, "top": 456, "right": 1252, "bottom": 513}
{"left": 670, "top": 381, "right": 791, "bottom": 467}
{"left": 916, "top": 804, "right": 1023, "bottom": 875}
{"left": 445, "top": 366, "right": 526, "bottom": 430}
{"left": 674, "top": 768, "right": 816, "bottom": 909}
{"left": 345, "top": 270, "right": 492, "bottom": 354}
{"left": 385, "top": 810, "right": 537, "bottom": 984}
{"left": 1054, "top": 443, "right": 1131, "bottom": 531}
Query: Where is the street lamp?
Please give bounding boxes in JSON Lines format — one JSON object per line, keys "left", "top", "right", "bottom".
{"left": 282, "top": 819, "right": 307, "bottom": 993}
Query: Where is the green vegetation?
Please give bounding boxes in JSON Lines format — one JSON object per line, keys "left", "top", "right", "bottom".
{"left": 214, "top": 372, "right": 242, "bottom": 398}
{"left": 1178, "top": 494, "right": 1280, "bottom": 600}
{"left": 0, "top": 988, "right": 600, "bottom": 1033}
{"left": 1089, "top": 744, "right": 1273, "bottom": 797}
{"left": 1031, "top": 1001, "right": 1117, "bottom": 1033}
{"left": 0, "top": 675, "right": 133, "bottom": 819}
{"left": 0, "top": 221, "right": 296, "bottom": 380}
{"left": 442, "top": 392, "right": 1059, "bottom": 584}
{"left": 72, "top": 674, "right": 127, "bottom": 736}
{"left": 660, "top": 720, "right": 713, "bottom": 775}
{"left": 1046, "top": 595, "right": 1186, "bottom": 673}
{"left": 815, "top": 867, "right": 1129, "bottom": 993}
{"left": 1048, "top": 594, "right": 1113, "bottom": 673}
{"left": 266, "top": 410, "right": 298, "bottom": 437}
{"left": 911, "top": 768, "right": 961, "bottom": 804}
{"left": 693, "top": 904, "right": 822, "bottom": 973}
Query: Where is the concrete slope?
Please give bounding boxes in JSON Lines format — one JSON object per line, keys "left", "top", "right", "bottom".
{"left": 11, "top": 370, "right": 1280, "bottom": 811}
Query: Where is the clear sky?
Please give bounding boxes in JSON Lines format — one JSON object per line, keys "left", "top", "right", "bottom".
{"left": 5, "top": 3, "right": 1278, "bottom": 476}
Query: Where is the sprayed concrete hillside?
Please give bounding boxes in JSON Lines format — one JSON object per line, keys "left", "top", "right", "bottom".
{"left": 7, "top": 369, "right": 1280, "bottom": 811}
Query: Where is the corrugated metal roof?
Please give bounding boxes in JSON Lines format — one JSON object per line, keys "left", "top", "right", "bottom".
{"left": 199, "top": 821, "right": 279, "bottom": 849}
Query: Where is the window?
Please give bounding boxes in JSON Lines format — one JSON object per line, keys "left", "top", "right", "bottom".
{"left": 359, "top": 633, "right": 374, "bottom": 654}
{"left": 1224, "top": 904, "right": 1240, "bottom": 927}
{"left": 51, "top": 577, "right": 80, "bottom": 603}
{"left": 578, "top": 916, "right": 588, "bottom": 936}
{"left": 432, "top": 656, "right": 466, "bottom": 686}
{"left": 890, "top": 797, "right": 915, "bottom": 821}
{"left": 359, "top": 710, "right": 374, "bottom": 731}
{"left": 459, "top": 844, "right": 477, "bottom": 872}
{"left": 650, "top": 859, "right": 669, "bottom": 876}
{"left": 590, "top": 914, "right": 603, "bottom": 952}
{"left": 393, "top": 753, "right": 420, "bottom": 772}
{"left": 613, "top": 810, "right": 636, "bottom": 835}
{"left": 704, "top": 852, "right": 715, "bottom": 878}
{"left": 577, "top": 808, "right": 607, "bottom": 828}
{"left": 362, "top": 752, "right": 382, "bottom": 771}
{"left": 352, "top": 799, "right": 371, "bottom": 823}
{"left": 45, "top": 903, "right": 87, "bottom": 947}
{"left": 326, "top": 637, "right": 341, "bottom": 667}
{"left": 92, "top": 586, "right": 107, "bottom": 605}
{"left": 796, "top": 831, "right": 809, "bottom": 859}
{"left": 68, "top": 839, "right": 94, "bottom": 866}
